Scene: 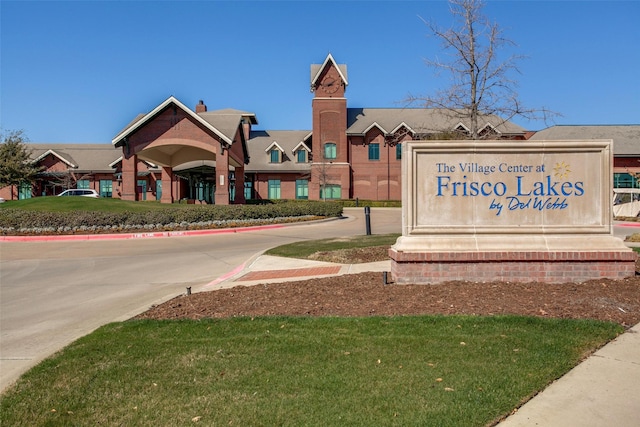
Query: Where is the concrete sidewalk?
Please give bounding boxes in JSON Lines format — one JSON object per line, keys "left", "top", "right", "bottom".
{"left": 202, "top": 254, "right": 391, "bottom": 290}
{"left": 206, "top": 254, "right": 640, "bottom": 426}
{"left": 498, "top": 322, "right": 640, "bottom": 426}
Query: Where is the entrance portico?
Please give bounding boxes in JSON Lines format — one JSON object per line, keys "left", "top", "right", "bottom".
{"left": 112, "top": 96, "right": 248, "bottom": 204}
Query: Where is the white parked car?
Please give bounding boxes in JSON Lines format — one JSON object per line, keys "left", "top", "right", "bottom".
{"left": 613, "top": 188, "right": 640, "bottom": 217}
{"left": 57, "top": 189, "right": 100, "bottom": 198}
{"left": 0, "top": 197, "right": 5, "bottom": 203}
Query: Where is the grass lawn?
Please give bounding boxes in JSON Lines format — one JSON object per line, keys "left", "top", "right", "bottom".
{"left": 1, "top": 316, "right": 621, "bottom": 427}
{"left": 266, "top": 234, "right": 401, "bottom": 258}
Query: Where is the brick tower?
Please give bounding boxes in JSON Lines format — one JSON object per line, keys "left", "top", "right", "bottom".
{"left": 310, "top": 54, "right": 350, "bottom": 200}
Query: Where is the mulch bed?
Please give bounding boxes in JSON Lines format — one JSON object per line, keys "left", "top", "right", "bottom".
{"left": 134, "top": 271, "right": 640, "bottom": 328}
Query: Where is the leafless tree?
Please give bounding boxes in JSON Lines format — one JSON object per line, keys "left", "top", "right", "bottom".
{"left": 313, "top": 159, "right": 334, "bottom": 202}
{"left": 48, "top": 170, "right": 92, "bottom": 192}
{"left": 407, "top": 0, "right": 557, "bottom": 139}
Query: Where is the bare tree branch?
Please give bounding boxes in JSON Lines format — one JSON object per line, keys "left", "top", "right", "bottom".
{"left": 409, "top": 0, "right": 560, "bottom": 139}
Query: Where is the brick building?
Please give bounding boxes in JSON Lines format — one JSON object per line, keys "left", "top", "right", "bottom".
{"left": 2, "top": 54, "right": 638, "bottom": 202}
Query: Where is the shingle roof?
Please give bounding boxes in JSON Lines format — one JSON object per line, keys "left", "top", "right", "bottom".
{"left": 529, "top": 125, "right": 640, "bottom": 156}
{"left": 246, "top": 130, "right": 312, "bottom": 173}
{"left": 206, "top": 108, "right": 258, "bottom": 124}
{"left": 346, "top": 108, "right": 527, "bottom": 136}
{"left": 197, "top": 110, "right": 251, "bottom": 143}
{"left": 113, "top": 114, "right": 145, "bottom": 141}
{"left": 111, "top": 96, "right": 234, "bottom": 145}
{"left": 27, "top": 144, "right": 120, "bottom": 172}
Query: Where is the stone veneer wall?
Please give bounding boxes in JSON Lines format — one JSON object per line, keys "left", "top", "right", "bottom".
{"left": 389, "top": 249, "right": 637, "bottom": 284}
{"left": 391, "top": 140, "right": 637, "bottom": 284}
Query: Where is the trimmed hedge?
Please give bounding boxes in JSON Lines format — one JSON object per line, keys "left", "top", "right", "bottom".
{"left": 337, "top": 199, "right": 402, "bottom": 208}
{"left": 0, "top": 201, "right": 343, "bottom": 235}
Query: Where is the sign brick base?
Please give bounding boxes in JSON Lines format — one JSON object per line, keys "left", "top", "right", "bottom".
{"left": 389, "top": 249, "right": 637, "bottom": 284}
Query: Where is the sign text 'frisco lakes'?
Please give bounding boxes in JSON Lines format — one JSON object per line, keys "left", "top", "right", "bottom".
{"left": 435, "top": 161, "right": 584, "bottom": 216}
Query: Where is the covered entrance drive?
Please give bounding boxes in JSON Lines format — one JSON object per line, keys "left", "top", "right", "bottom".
{"left": 111, "top": 97, "right": 249, "bottom": 204}
{"left": 174, "top": 161, "right": 218, "bottom": 204}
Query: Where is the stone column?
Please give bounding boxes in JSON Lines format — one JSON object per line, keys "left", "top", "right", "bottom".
{"left": 214, "top": 147, "right": 230, "bottom": 205}
{"left": 234, "top": 165, "right": 245, "bottom": 204}
{"left": 161, "top": 166, "right": 173, "bottom": 204}
{"left": 121, "top": 154, "right": 137, "bottom": 201}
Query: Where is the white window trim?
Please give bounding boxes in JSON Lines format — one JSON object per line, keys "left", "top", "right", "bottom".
{"left": 266, "top": 141, "right": 285, "bottom": 163}
{"left": 479, "top": 122, "right": 501, "bottom": 135}
{"left": 453, "top": 122, "right": 470, "bottom": 133}
{"left": 265, "top": 141, "right": 285, "bottom": 153}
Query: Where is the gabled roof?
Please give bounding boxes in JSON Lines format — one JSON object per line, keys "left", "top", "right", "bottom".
{"left": 529, "top": 125, "right": 640, "bottom": 156}
{"left": 111, "top": 96, "right": 234, "bottom": 146}
{"left": 246, "top": 130, "right": 312, "bottom": 173}
{"left": 390, "top": 122, "right": 416, "bottom": 136}
{"left": 361, "top": 122, "right": 388, "bottom": 135}
{"left": 265, "top": 141, "right": 285, "bottom": 153}
{"left": 197, "top": 109, "right": 257, "bottom": 145}
{"left": 346, "top": 108, "right": 526, "bottom": 136}
{"left": 292, "top": 141, "right": 311, "bottom": 153}
{"left": 108, "top": 156, "right": 160, "bottom": 170}
{"left": 28, "top": 144, "right": 120, "bottom": 172}
{"left": 479, "top": 122, "right": 501, "bottom": 135}
{"left": 454, "top": 122, "right": 470, "bottom": 133}
{"left": 109, "top": 156, "right": 123, "bottom": 168}
{"left": 310, "top": 53, "right": 348, "bottom": 88}
{"left": 199, "top": 108, "right": 254, "bottom": 165}
{"left": 33, "top": 149, "right": 77, "bottom": 168}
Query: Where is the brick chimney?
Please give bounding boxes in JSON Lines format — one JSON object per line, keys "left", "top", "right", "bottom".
{"left": 195, "top": 100, "right": 207, "bottom": 113}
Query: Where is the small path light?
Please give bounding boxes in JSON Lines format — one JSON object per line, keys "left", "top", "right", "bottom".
{"left": 186, "top": 287, "right": 192, "bottom": 296}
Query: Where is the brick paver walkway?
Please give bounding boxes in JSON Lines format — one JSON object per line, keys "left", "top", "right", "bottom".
{"left": 236, "top": 266, "right": 342, "bottom": 282}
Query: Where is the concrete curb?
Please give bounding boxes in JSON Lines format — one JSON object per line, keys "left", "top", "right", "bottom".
{"left": 0, "top": 215, "right": 347, "bottom": 242}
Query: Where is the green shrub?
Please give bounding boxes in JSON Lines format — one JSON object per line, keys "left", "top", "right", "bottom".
{"left": 338, "top": 199, "right": 402, "bottom": 208}
{"left": 0, "top": 201, "right": 343, "bottom": 235}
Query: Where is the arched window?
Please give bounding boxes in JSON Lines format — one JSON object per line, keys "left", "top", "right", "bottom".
{"left": 324, "top": 142, "right": 337, "bottom": 160}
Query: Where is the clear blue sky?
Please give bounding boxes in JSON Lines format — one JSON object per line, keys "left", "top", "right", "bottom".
{"left": 1, "top": 0, "right": 639, "bottom": 143}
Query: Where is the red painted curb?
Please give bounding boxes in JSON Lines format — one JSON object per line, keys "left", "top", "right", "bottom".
{"left": 617, "top": 222, "right": 640, "bottom": 228}
{"left": 203, "top": 262, "right": 247, "bottom": 289}
{"left": 0, "top": 224, "right": 285, "bottom": 242}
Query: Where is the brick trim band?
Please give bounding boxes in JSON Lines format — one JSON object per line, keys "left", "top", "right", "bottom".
{"left": 389, "top": 249, "right": 637, "bottom": 284}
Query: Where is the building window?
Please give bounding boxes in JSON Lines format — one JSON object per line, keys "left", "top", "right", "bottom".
{"left": 19, "top": 182, "right": 32, "bottom": 200}
{"left": 320, "top": 184, "right": 341, "bottom": 200}
{"left": 396, "top": 143, "right": 402, "bottom": 160}
{"left": 77, "top": 179, "right": 90, "bottom": 189}
{"left": 244, "top": 181, "right": 253, "bottom": 200}
{"left": 137, "top": 179, "right": 146, "bottom": 201}
{"left": 268, "top": 179, "right": 281, "bottom": 199}
{"left": 368, "top": 143, "right": 380, "bottom": 161}
{"left": 324, "top": 142, "right": 336, "bottom": 160}
{"left": 297, "top": 149, "right": 307, "bottom": 163}
{"left": 100, "top": 180, "right": 113, "bottom": 198}
{"left": 270, "top": 149, "right": 281, "bottom": 163}
{"left": 614, "top": 173, "right": 639, "bottom": 188}
{"left": 295, "top": 179, "right": 308, "bottom": 199}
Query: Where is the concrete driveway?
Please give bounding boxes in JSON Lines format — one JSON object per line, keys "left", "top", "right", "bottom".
{"left": 0, "top": 208, "right": 400, "bottom": 392}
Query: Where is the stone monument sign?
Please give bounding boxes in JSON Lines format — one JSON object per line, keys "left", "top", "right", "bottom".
{"left": 389, "top": 140, "right": 636, "bottom": 284}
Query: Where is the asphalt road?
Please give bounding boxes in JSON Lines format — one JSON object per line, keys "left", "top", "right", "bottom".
{"left": 0, "top": 208, "right": 401, "bottom": 392}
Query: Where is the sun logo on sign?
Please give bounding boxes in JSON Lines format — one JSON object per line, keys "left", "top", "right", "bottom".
{"left": 554, "top": 161, "right": 571, "bottom": 179}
